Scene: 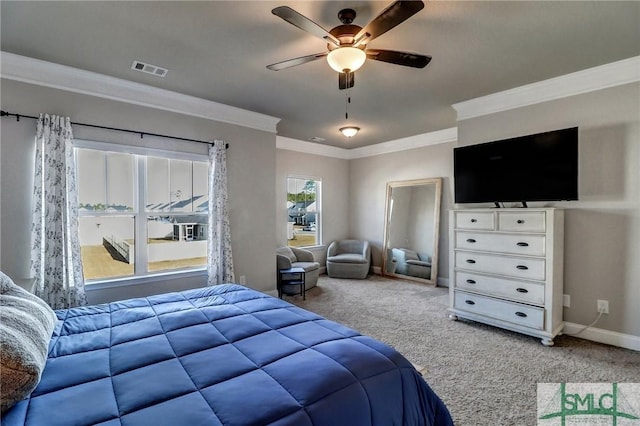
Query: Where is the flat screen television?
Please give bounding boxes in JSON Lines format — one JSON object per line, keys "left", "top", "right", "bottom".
{"left": 453, "top": 127, "right": 578, "bottom": 205}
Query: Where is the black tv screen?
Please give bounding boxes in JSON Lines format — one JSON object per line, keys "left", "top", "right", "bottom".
{"left": 454, "top": 127, "right": 578, "bottom": 204}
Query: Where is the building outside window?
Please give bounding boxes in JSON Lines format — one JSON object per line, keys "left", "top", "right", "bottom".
{"left": 75, "top": 142, "right": 208, "bottom": 282}
{"left": 286, "top": 177, "right": 321, "bottom": 247}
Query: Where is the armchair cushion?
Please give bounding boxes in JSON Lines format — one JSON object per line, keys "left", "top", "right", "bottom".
{"left": 327, "top": 253, "right": 369, "bottom": 264}
{"left": 406, "top": 259, "right": 431, "bottom": 267}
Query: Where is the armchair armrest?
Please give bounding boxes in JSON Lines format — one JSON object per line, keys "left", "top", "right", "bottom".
{"left": 276, "top": 254, "right": 293, "bottom": 270}
{"left": 327, "top": 241, "right": 338, "bottom": 257}
{"left": 291, "top": 247, "right": 315, "bottom": 262}
{"left": 361, "top": 241, "right": 371, "bottom": 258}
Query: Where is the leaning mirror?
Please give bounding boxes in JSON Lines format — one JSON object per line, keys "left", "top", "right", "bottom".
{"left": 382, "top": 178, "right": 442, "bottom": 286}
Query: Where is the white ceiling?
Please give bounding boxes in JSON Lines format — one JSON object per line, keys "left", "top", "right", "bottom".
{"left": 1, "top": 1, "right": 639, "bottom": 148}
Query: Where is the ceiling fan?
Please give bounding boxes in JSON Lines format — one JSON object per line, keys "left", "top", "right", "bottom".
{"left": 266, "top": 0, "right": 432, "bottom": 90}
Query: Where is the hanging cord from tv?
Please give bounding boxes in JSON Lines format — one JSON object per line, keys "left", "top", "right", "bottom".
{"left": 563, "top": 311, "right": 604, "bottom": 336}
{"left": 0, "top": 110, "right": 228, "bottom": 149}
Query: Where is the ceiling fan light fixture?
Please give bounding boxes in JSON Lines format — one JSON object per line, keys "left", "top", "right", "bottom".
{"left": 340, "top": 126, "right": 360, "bottom": 138}
{"left": 327, "top": 47, "right": 366, "bottom": 73}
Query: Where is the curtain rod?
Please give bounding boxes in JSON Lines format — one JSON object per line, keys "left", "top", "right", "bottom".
{"left": 0, "top": 110, "right": 228, "bottom": 149}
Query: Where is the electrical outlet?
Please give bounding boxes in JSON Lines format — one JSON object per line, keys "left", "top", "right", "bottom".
{"left": 597, "top": 299, "right": 609, "bottom": 314}
{"left": 239, "top": 275, "right": 246, "bottom": 285}
{"left": 563, "top": 294, "right": 570, "bottom": 308}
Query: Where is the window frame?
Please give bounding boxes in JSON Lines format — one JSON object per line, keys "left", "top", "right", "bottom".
{"left": 74, "top": 139, "right": 209, "bottom": 287}
{"left": 286, "top": 175, "right": 322, "bottom": 248}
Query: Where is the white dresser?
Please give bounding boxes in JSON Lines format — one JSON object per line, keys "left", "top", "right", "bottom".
{"left": 448, "top": 208, "right": 564, "bottom": 345}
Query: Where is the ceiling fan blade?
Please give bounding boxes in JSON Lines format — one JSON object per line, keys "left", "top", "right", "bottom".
{"left": 267, "top": 52, "right": 328, "bottom": 71}
{"left": 354, "top": 1, "right": 424, "bottom": 45}
{"left": 272, "top": 6, "right": 340, "bottom": 46}
{"left": 366, "top": 49, "right": 431, "bottom": 68}
{"left": 338, "top": 72, "right": 355, "bottom": 90}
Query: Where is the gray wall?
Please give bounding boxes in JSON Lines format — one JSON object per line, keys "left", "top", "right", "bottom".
{"left": 276, "top": 149, "right": 349, "bottom": 265}
{"left": 347, "top": 82, "right": 639, "bottom": 339}
{"left": 457, "top": 82, "right": 640, "bottom": 338}
{"left": 3, "top": 75, "right": 638, "bottom": 339}
{"left": 349, "top": 142, "right": 455, "bottom": 279}
{"left": 1, "top": 79, "right": 277, "bottom": 302}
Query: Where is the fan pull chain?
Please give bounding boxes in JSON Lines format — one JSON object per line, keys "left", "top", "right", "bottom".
{"left": 345, "top": 92, "right": 351, "bottom": 120}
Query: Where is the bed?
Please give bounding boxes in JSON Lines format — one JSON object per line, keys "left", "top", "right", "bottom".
{"left": 2, "top": 282, "right": 452, "bottom": 425}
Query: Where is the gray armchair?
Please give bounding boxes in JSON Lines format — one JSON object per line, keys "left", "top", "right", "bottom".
{"left": 276, "top": 246, "right": 320, "bottom": 289}
{"left": 392, "top": 248, "right": 431, "bottom": 279}
{"left": 326, "top": 240, "right": 371, "bottom": 279}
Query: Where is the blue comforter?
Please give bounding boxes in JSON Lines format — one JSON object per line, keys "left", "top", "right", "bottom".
{"left": 3, "top": 284, "right": 452, "bottom": 425}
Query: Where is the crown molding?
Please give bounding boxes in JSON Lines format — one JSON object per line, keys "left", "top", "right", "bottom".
{"left": 347, "top": 127, "right": 457, "bottom": 159}
{"left": 452, "top": 56, "right": 640, "bottom": 121}
{"left": 277, "top": 136, "right": 352, "bottom": 159}
{"left": 0, "top": 51, "right": 280, "bottom": 133}
{"left": 277, "top": 127, "right": 457, "bottom": 160}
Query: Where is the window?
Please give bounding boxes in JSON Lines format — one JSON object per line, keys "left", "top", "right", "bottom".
{"left": 286, "top": 177, "right": 321, "bottom": 247}
{"left": 76, "top": 142, "right": 208, "bottom": 282}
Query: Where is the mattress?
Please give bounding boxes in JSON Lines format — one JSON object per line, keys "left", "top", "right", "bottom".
{"left": 2, "top": 284, "right": 452, "bottom": 425}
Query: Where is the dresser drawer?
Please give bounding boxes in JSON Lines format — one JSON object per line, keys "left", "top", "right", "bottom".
{"left": 455, "top": 231, "right": 546, "bottom": 256}
{"left": 455, "top": 271, "right": 544, "bottom": 305}
{"left": 498, "top": 211, "right": 546, "bottom": 232}
{"left": 454, "top": 211, "right": 495, "bottom": 230}
{"left": 455, "top": 251, "right": 546, "bottom": 280}
{"left": 454, "top": 290, "right": 544, "bottom": 330}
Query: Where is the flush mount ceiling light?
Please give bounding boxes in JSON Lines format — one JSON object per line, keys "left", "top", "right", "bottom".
{"left": 340, "top": 126, "right": 360, "bottom": 138}
{"left": 326, "top": 47, "right": 366, "bottom": 73}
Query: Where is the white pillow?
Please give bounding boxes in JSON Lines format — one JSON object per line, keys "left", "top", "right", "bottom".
{"left": 0, "top": 272, "right": 57, "bottom": 413}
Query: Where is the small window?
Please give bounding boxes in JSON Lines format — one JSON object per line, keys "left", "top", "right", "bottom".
{"left": 286, "top": 177, "right": 321, "bottom": 247}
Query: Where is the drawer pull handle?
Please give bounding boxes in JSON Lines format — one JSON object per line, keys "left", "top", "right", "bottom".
{"left": 516, "top": 265, "right": 528, "bottom": 270}
{"left": 466, "top": 259, "right": 476, "bottom": 264}
{"left": 465, "top": 300, "right": 475, "bottom": 305}
{"left": 470, "top": 219, "right": 477, "bottom": 223}
{"left": 466, "top": 279, "right": 476, "bottom": 284}
{"left": 517, "top": 219, "right": 525, "bottom": 224}
{"left": 516, "top": 242, "right": 529, "bottom": 247}
{"left": 466, "top": 238, "right": 476, "bottom": 243}
{"left": 516, "top": 288, "right": 528, "bottom": 293}
{"left": 515, "top": 312, "right": 527, "bottom": 318}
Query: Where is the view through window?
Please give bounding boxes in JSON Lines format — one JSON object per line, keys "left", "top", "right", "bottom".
{"left": 286, "top": 177, "right": 321, "bottom": 247}
{"left": 76, "top": 146, "right": 208, "bottom": 282}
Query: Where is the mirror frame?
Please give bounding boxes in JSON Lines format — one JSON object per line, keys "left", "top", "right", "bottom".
{"left": 382, "top": 178, "right": 442, "bottom": 286}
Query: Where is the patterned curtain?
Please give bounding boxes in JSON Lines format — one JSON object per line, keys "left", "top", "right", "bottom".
{"left": 207, "top": 140, "right": 235, "bottom": 284}
{"left": 30, "top": 114, "right": 87, "bottom": 309}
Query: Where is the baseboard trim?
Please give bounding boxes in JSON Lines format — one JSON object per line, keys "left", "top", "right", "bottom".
{"left": 437, "top": 277, "right": 449, "bottom": 288}
{"left": 563, "top": 322, "right": 640, "bottom": 351}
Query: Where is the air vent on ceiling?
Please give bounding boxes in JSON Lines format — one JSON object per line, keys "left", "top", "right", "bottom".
{"left": 309, "top": 137, "right": 326, "bottom": 142}
{"left": 131, "top": 60, "right": 168, "bottom": 77}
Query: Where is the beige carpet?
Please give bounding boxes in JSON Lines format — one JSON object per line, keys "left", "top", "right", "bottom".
{"left": 286, "top": 275, "right": 640, "bottom": 425}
